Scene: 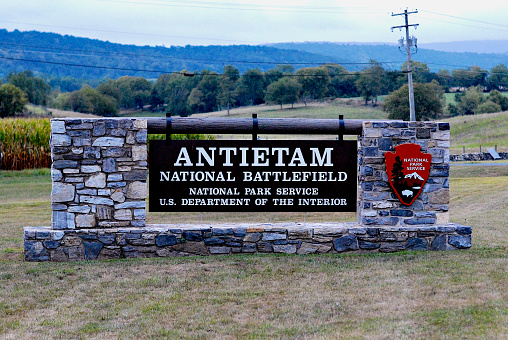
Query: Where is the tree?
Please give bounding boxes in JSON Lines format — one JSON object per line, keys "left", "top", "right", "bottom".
{"left": 264, "top": 77, "right": 301, "bottom": 109}
{"left": 57, "top": 85, "right": 118, "bottom": 116}
{"left": 235, "top": 68, "right": 265, "bottom": 106}
{"left": 384, "top": 81, "right": 444, "bottom": 121}
{"left": 218, "top": 65, "right": 240, "bottom": 115}
{"left": 401, "top": 61, "right": 432, "bottom": 83}
{"left": 488, "top": 90, "right": 508, "bottom": 111}
{"left": 295, "top": 67, "right": 331, "bottom": 105}
{"left": 156, "top": 71, "right": 199, "bottom": 117}
{"left": 452, "top": 66, "right": 488, "bottom": 88}
{"left": 115, "top": 76, "right": 152, "bottom": 109}
{"left": 7, "top": 70, "right": 51, "bottom": 106}
{"left": 324, "top": 64, "right": 359, "bottom": 98}
{"left": 0, "top": 84, "right": 28, "bottom": 118}
{"left": 265, "top": 64, "right": 294, "bottom": 86}
{"left": 188, "top": 71, "right": 220, "bottom": 113}
{"left": 356, "top": 60, "right": 385, "bottom": 105}
{"left": 489, "top": 64, "right": 508, "bottom": 91}
{"left": 455, "top": 86, "right": 484, "bottom": 115}
{"left": 476, "top": 100, "right": 501, "bottom": 114}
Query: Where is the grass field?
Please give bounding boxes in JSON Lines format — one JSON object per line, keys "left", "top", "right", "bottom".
{"left": 0, "top": 165, "right": 507, "bottom": 339}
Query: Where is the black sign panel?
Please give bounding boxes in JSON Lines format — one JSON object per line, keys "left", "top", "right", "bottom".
{"left": 149, "top": 140, "right": 357, "bottom": 212}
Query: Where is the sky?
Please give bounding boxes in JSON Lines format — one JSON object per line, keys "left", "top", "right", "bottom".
{"left": 1, "top": 0, "right": 508, "bottom": 47}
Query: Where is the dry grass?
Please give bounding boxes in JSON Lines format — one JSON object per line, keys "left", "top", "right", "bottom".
{"left": 0, "top": 167, "right": 507, "bottom": 339}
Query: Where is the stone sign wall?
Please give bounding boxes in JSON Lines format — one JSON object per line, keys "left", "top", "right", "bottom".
{"left": 50, "top": 119, "right": 148, "bottom": 230}
{"left": 23, "top": 118, "right": 471, "bottom": 261}
{"left": 358, "top": 121, "right": 450, "bottom": 226}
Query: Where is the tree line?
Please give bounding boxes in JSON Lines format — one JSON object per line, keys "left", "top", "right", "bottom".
{"left": 1, "top": 61, "right": 508, "bottom": 120}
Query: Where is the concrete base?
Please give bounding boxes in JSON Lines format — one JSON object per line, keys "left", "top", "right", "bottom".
{"left": 24, "top": 223, "right": 472, "bottom": 261}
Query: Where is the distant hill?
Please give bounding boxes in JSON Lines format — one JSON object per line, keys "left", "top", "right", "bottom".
{"left": 0, "top": 29, "right": 341, "bottom": 79}
{"left": 267, "top": 42, "right": 508, "bottom": 72}
{"left": 420, "top": 40, "right": 508, "bottom": 54}
{"left": 1, "top": 29, "right": 508, "bottom": 80}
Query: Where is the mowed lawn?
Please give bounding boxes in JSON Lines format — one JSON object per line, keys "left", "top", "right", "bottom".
{"left": 0, "top": 165, "right": 507, "bottom": 339}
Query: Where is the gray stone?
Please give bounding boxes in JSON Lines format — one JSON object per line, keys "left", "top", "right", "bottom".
{"left": 93, "top": 121, "right": 106, "bottom": 136}
{"left": 136, "top": 130, "right": 147, "bottom": 143}
{"left": 80, "top": 195, "right": 114, "bottom": 206}
{"left": 51, "top": 134, "right": 72, "bottom": 147}
{"left": 77, "top": 189, "right": 97, "bottom": 195}
{"left": 114, "top": 209, "right": 132, "bottom": 221}
{"left": 43, "top": 240, "right": 61, "bottom": 249}
{"left": 448, "top": 235, "right": 472, "bottom": 249}
{"left": 68, "top": 205, "right": 91, "bottom": 214}
{"left": 131, "top": 220, "right": 146, "bottom": 228}
{"left": 123, "top": 171, "right": 147, "bottom": 181}
{"left": 107, "top": 174, "right": 123, "bottom": 181}
{"left": 406, "top": 238, "right": 428, "bottom": 251}
{"left": 132, "top": 145, "right": 147, "bottom": 161}
{"left": 102, "top": 147, "right": 127, "bottom": 158}
{"left": 83, "top": 241, "right": 103, "bottom": 260}
{"left": 155, "top": 234, "right": 177, "bottom": 247}
{"left": 85, "top": 173, "right": 106, "bottom": 188}
{"left": 107, "top": 182, "right": 127, "bottom": 188}
{"left": 98, "top": 189, "right": 111, "bottom": 196}
{"left": 103, "top": 158, "right": 116, "bottom": 173}
{"left": 262, "top": 233, "right": 286, "bottom": 241}
{"left": 52, "top": 211, "right": 75, "bottom": 230}
{"left": 430, "top": 235, "right": 450, "bottom": 251}
{"left": 25, "top": 241, "right": 49, "bottom": 261}
{"left": 98, "top": 234, "right": 116, "bottom": 245}
{"left": 76, "top": 214, "right": 96, "bottom": 228}
{"left": 92, "top": 137, "right": 124, "bottom": 147}
{"left": 52, "top": 231, "right": 65, "bottom": 240}
{"left": 115, "top": 201, "right": 145, "bottom": 209}
{"left": 126, "top": 181, "right": 147, "bottom": 199}
{"left": 209, "top": 246, "right": 231, "bottom": 254}
{"left": 257, "top": 241, "right": 273, "bottom": 253}
{"left": 133, "top": 209, "right": 145, "bottom": 220}
{"left": 333, "top": 234, "right": 358, "bottom": 252}
{"left": 53, "top": 160, "right": 78, "bottom": 169}
{"left": 456, "top": 226, "right": 472, "bottom": 235}
{"left": 111, "top": 189, "right": 125, "bottom": 203}
{"left": 96, "top": 206, "right": 113, "bottom": 220}
{"left": 243, "top": 232, "right": 262, "bottom": 242}
{"left": 51, "top": 169, "right": 63, "bottom": 181}
{"left": 51, "top": 120, "right": 66, "bottom": 133}
{"left": 273, "top": 244, "right": 297, "bottom": 254}
{"left": 359, "top": 240, "right": 380, "bottom": 250}
{"left": 81, "top": 165, "right": 101, "bottom": 173}
{"left": 52, "top": 182, "right": 75, "bottom": 202}
{"left": 297, "top": 242, "right": 331, "bottom": 254}
{"left": 182, "top": 231, "right": 203, "bottom": 241}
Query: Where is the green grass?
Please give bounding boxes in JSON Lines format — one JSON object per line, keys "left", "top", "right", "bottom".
{"left": 0, "top": 165, "right": 507, "bottom": 338}
{"left": 449, "top": 111, "right": 508, "bottom": 153}
{"left": 119, "top": 102, "right": 388, "bottom": 120}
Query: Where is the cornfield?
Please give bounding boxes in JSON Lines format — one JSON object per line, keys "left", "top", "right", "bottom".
{"left": 0, "top": 118, "right": 51, "bottom": 170}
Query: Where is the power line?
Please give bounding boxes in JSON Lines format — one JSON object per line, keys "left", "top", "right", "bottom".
{"left": 0, "top": 55, "right": 396, "bottom": 77}
{"left": 95, "top": 0, "right": 386, "bottom": 14}
{"left": 420, "top": 9, "right": 508, "bottom": 28}
{"left": 419, "top": 16, "right": 508, "bottom": 33}
{"left": 0, "top": 42, "right": 400, "bottom": 66}
{"left": 0, "top": 20, "right": 263, "bottom": 44}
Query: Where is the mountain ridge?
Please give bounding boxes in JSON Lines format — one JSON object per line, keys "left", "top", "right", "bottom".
{"left": 1, "top": 29, "right": 508, "bottom": 79}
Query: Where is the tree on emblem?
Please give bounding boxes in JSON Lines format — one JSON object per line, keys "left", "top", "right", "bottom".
{"left": 391, "top": 156, "right": 404, "bottom": 184}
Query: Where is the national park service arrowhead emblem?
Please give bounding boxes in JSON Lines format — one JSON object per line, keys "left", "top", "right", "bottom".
{"left": 384, "top": 143, "right": 432, "bottom": 206}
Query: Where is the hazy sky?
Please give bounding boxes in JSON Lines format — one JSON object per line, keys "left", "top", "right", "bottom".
{"left": 2, "top": 0, "right": 508, "bottom": 47}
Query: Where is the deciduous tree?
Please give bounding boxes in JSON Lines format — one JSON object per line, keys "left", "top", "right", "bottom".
{"left": 0, "top": 84, "right": 28, "bottom": 118}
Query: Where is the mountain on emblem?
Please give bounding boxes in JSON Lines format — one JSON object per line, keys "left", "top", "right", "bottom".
{"left": 384, "top": 143, "right": 432, "bottom": 206}
{"left": 405, "top": 172, "right": 424, "bottom": 180}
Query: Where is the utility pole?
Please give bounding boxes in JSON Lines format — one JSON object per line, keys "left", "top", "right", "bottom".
{"left": 391, "top": 9, "right": 418, "bottom": 121}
